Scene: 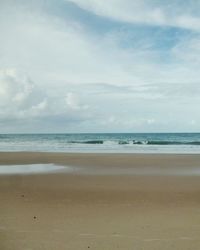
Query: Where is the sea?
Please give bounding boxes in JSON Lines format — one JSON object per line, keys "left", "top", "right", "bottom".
{"left": 1, "top": 133, "right": 200, "bottom": 153}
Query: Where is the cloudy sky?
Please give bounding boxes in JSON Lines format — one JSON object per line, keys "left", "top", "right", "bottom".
{"left": 0, "top": 0, "right": 200, "bottom": 133}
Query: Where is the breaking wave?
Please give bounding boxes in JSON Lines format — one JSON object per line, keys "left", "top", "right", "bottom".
{"left": 68, "top": 140, "right": 104, "bottom": 144}
{"left": 67, "top": 140, "right": 200, "bottom": 145}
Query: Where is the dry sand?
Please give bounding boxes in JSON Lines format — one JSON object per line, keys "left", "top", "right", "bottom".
{"left": 0, "top": 152, "right": 200, "bottom": 249}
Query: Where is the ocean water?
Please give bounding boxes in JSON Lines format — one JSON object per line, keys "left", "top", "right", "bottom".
{"left": 0, "top": 164, "right": 67, "bottom": 175}
{"left": 1, "top": 133, "right": 200, "bottom": 153}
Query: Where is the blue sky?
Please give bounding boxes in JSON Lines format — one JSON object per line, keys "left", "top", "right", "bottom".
{"left": 0, "top": 0, "right": 200, "bottom": 133}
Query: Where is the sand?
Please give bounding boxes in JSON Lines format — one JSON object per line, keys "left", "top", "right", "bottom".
{"left": 0, "top": 152, "right": 200, "bottom": 249}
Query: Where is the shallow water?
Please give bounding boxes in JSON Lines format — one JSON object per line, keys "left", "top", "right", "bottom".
{"left": 0, "top": 164, "right": 68, "bottom": 175}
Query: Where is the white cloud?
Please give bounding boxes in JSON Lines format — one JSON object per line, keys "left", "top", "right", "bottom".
{"left": 0, "top": 69, "right": 47, "bottom": 119}
{"left": 0, "top": 69, "right": 91, "bottom": 127}
{"left": 66, "top": 92, "right": 89, "bottom": 110}
{"left": 1, "top": 0, "right": 200, "bottom": 89}
{"left": 0, "top": 0, "right": 200, "bottom": 132}
{"left": 69, "top": 0, "right": 200, "bottom": 31}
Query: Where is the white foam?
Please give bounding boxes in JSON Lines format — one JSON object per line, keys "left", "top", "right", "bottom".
{"left": 0, "top": 164, "right": 68, "bottom": 175}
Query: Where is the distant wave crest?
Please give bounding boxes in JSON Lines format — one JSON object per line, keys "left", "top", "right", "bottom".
{"left": 134, "top": 140, "right": 200, "bottom": 145}
{"left": 68, "top": 140, "right": 200, "bottom": 145}
{"left": 69, "top": 140, "right": 104, "bottom": 144}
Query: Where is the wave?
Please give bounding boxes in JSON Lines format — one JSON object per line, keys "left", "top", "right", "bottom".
{"left": 68, "top": 140, "right": 200, "bottom": 146}
{"left": 69, "top": 140, "right": 104, "bottom": 144}
{"left": 118, "top": 141, "right": 129, "bottom": 145}
{"left": 134, "top": 140, "right": 200, "bottom": 145}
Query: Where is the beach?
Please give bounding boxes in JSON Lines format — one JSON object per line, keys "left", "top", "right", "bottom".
{"left": 1, "top": 152, "right": 200, "bottom": 249}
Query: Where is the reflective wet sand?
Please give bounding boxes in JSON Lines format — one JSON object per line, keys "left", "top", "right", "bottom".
{"left": 0, "top": 164, "right": 67, "bottom": 175}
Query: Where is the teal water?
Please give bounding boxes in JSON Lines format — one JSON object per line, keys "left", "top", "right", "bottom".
{"left": 1, "top": 133, "right": 200, "bottom": 153}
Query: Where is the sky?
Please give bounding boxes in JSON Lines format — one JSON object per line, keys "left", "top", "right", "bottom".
{"left": 0, "top": 0, "right": 200, "bottom": 133}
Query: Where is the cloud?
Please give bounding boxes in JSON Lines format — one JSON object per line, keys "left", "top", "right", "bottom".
{"left": 0, "top": 0, "right": 200, "bottom": 132}
{"left": 0, "top": 69, "right": 91, "bottom": 130}
{"left": 68, "top": 0, "right": 200, "bottom": 31}
{"left": 0, "top": 69, "right": 46, "bottom": 119}
{"left": 65, "top": 92, "right": 89, "bottom": 110}
{"left": 1, "top": 0, "right": 200, "bottom": 88}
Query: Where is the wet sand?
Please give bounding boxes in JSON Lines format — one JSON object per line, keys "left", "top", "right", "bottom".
{"left": 1, "top": 152, "right": 200, "bottom": 249}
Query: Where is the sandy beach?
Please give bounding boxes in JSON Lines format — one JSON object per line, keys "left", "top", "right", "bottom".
{"left": 1, "top": 152, "right": 200, "bottom": 249}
